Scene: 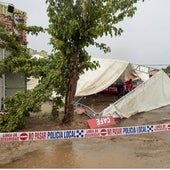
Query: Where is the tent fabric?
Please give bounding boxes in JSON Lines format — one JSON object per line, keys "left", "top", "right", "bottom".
{"left": 27, "top": 57, "right": 133, "bottom": 93}
{"left": 75, "top": 58, "right": 134, "bottom": 96}
{"left": 27, "top": 77, "right": 39, "bottom": 90}
{"left": 100, "top": 70, "right": 170, "bottom": 118}
{"left": 75, "top": 58, "right": 150, "bottom": 97}
{"left": 132, "top": 64, "right": 150, "bottom": 82}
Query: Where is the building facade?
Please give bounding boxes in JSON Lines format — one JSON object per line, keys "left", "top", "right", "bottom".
{"left": 0, "top": 3, "right": 27, "bottom": 110}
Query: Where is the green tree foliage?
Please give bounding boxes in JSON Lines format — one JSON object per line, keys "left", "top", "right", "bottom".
{"left": 45, "top": 0, "right": 143, "bottom": 124}
{"left": 0, "top": 0, "right": 144, "bottom": 131}
{"left": 0, "top": 22, "right": 60, "bottom": 131}
{"left": 0, "top": 22, "right": 45, "bottom": 76}
{"left": 163, "top": 65, "right": 170, "bottom": 73}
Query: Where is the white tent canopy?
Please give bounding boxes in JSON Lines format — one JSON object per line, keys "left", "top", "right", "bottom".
{"left": 28, "top": 57, "right": 136, "bottom": 93}
{"left": 27, "top": 57, "right": 151, "bottom": 100}
{"left": 132, "top": 64, "right": 150, "bottom": 82}
{"left": 76, "top": 58, "right": 139, "bottom": 97}
{"left": 101, "top": 70, "right": 170, "bottom": 118}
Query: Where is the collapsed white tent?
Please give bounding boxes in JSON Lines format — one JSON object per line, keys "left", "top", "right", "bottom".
{"left": 132, "top": 64, "right": 150, "bottom": 82}
{"left": 76, "top": 58, "right": 137, "bottom": 96}
{"left": 27, "top": 56, "right": 151, "bottom": 100}
{"left": 28, "top": 57, "right": 135, "bottom": 94}
{"left": 100, "top": 70, "right": 170, "bottom": 118}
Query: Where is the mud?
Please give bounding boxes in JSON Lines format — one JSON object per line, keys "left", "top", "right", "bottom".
{"left": 0, "top": 94, "right": 170, "bottom": 168}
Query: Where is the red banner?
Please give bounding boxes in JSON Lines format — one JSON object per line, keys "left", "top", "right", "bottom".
{"left": 88, "top": 116, "right": 116, "bottom": 129}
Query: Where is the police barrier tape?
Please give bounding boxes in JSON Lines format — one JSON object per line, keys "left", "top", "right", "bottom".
{"left": 0, "top": 123, "right": 170, "bottom": 142}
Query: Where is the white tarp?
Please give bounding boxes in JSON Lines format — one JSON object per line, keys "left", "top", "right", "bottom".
{"left": 27, "top": 57, "right": 150, "bottom": 98}
{"left": 28, "top": 57, "right": 133, "bottom": 93}
{"left": 76, "top": 58, "right": 136, "bottom": 96}
{"left": 101, "top": 70, "right": 170, "bottom": 118}
{"left": 27, "top": 77, "right": 39, "bottom": 90}
{"left": 132, "top": 64, "right": 150, "bottom": 82}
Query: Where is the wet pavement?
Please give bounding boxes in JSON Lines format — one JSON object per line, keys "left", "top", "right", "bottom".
{"left": 0, "top": 94, "right": 170, "bottom": 168}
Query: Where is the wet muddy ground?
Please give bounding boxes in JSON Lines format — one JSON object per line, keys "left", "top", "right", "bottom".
{"left": 0, "top": 93, "right": 170, "bottom": 168}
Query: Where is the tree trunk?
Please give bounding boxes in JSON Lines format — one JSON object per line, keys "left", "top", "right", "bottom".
{"left": 62, "top": 51, "right": 80, "bottom": 124}
{"left": 62, "top": 69, "right": 79, "bottom": 124}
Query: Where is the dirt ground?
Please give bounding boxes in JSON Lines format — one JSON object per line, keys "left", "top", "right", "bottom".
{"left": 0, "top": 93, "right": 170, "bottom": 168}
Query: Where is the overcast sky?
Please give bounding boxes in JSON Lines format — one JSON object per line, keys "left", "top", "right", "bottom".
{"left": 5, "top": 0, "right": 170, "bottom": 66}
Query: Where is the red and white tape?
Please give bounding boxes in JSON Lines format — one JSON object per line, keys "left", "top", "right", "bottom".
{"left": 0, "top": 123, "right": 170, "bottom": 142}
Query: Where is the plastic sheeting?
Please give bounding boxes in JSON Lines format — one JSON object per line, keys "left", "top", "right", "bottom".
{"left": 27, "top": 57, "right": 150, "bottom": 98}
{"left": 101, "top": 70, "right": 170, "bottom": 118}
{"left": 76, "top": 58, "right": 135, "bottom": 96}
{"left": 132, "top": 64, "right": 150, "bottom": 82}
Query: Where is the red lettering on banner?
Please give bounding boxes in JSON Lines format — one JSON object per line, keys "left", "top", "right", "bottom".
{"left": 13, "top": 133, "right": 17, "bottom": 137}
{"left": 107, "top": 128, "right": 122, "bottom": 136}
{"left": 154, "top": 124, "right": 167, "bottom": 131}
{"left": 168, "top": 124, "right": 170, "bottom": 130}
{"left": 85, "top": 133, "right": 100, "bottom": 138}
{"left": 87, "top": 116, "right": 116, "bottom": 129}
{"left": 0, "top": 137, "right": 19, "bottom": 142}
{"left": 34, "top": 132, "right": 46, "bottom": 140}
{"left": 112, "top": 128, "right": 122, "bottom": 135}
{"left": 85, "top": 129, "right": 100, "bottom": 138}
{"left": 29, "top": 132, "right": 34, "bottom": 140}
{"left": 3, "top": 133, "right": 12, "bottom": 138}
{"left": 95, "top": 129, "right": 99, "bottom": 133}
{"left": 107, "top": 129, "right": 112, "bottom": 135}
{"left": 86, "top": 129, "right": 95, "bottom": 133}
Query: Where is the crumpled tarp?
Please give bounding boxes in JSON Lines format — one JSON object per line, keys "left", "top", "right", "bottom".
{"left": 101, "top": 70, "right": 170, "bottom": 118}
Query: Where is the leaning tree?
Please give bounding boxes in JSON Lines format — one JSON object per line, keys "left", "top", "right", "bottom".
{"left": 0, "top": 0, "right": 144, "bottom": 131}
{"left": 46, "top": 0, "right": 143, "bottom": 124}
